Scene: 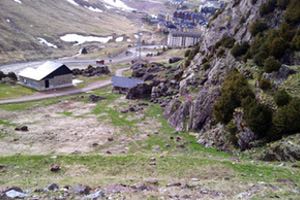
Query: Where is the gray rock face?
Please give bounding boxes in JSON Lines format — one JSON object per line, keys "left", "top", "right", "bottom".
{"left": 162, "top": 0, "right": 268, "bottom": 141}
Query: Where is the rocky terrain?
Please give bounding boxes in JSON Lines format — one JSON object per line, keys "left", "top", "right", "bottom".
{"left": 0, "top": 87, "right": 299, "bottom": 199}
{"left": 1, "top": 0, "right": 300, "bottom": 199}
{"left": 126, "top": 0, "right": 300, "bottom": 162}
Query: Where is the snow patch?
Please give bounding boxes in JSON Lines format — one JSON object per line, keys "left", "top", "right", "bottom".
{"left": 102, "top": 0, "right": 135, "bottom": 12}
{"left": 13, "top": 0, "right": 22, "bottom": 4}
{"left": 37, "top": 37, "right": 58, "bottom": 49}
{"left": 66, "top": 0, "right": 79, "bottom": 6}
{"left": 72, "top": 79, "right": 83, "bottom": 86}
{"left": 116, "top": 36, "right": 124, "bottom": 42}
{"left": 85, "top": 6, "right": 103, "bottom": 12}
{"left": 60, "top": 34, "right": 113, "bottom": 45}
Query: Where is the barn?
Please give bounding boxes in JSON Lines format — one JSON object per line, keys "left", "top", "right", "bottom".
{"left": 18, "top": 61, "right": 73, "bottom": 91}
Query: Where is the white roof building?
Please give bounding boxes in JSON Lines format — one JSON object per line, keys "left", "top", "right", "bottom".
{"left": 18, "top": 61, "right": 73, "bottom": 91}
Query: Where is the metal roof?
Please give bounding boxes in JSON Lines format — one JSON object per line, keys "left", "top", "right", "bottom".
{"left": 112, "top": 76, "right": 144, "bottom": 89}
{"left": 18, "top": 61, "right": 68, "bottom": 81}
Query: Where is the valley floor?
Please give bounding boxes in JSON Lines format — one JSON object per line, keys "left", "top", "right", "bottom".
{"left": 0, "top": 87, "right": 299, "bottom": 199}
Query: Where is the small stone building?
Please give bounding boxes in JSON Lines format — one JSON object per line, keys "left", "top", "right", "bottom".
{"left": 18, "top": 61, "right": 73, "bottom": 91}
{"left": 167, "top": 31, "right": 201, "bottom": 48}
{"left": 112, "top": 76, "right": 144, "bottom": 94}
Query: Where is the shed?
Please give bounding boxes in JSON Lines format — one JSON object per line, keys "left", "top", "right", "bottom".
{"left": 18, "top": 61, "right": 73, "bottom": 91}
{"left": 112, "top": 76, "right": 144, "bottom": 94}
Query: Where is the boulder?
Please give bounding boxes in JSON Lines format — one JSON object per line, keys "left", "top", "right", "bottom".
{"left": 169, "top": 57, "right": 183, "bottom": 64}
{"left": 85, "top": 190, "right": 105, "bottom": 199}
{"left": 88, "top": 95, "right": 105, "bottom": 103}
{"left": 72, "top": 184, "right": 91, "bottom": 195}
{"left": 72, "top": 65, "right": 110, "bottom": 77}
{"left": 15, "top": 126, "right": 28, "bottom": 132}
{"left": 260, "top": 134, "right": 300, "bottom": 162}
{"left": 46, "top": 183, "right": 59, "bottom": 191}
{"left": 50, "top": 164, "right": 61, "bottom": 172}
{"left": 126, "top": 83, "right": 152, "bottom": 100}
{"left": 3, "top": 187, "right": 27, "bottom": 199}
{"left": 79, "top": 47, "right": 88, "bottom": 55}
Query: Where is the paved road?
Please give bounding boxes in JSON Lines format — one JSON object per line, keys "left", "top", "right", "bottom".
{"left": 0, "top": 45, "right": 164, "bottom": 74}
{"left": 0, "top": 67, "right": 130, "bottom": 105}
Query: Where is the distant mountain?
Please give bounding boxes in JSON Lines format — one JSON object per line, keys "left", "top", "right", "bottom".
{"left": 0, "top": 0, "right": 168, "bottom": 64}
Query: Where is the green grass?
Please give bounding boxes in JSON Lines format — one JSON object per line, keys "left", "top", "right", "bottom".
{"left": 0, "top": 97, "right": 65, "bottom": 111}
{"left": 58, "top": 111, "right": 73, "bottom": 117}
{"left": 0, "top": 154, "right": 299, "bottom": 188}
{"left": 0, "top": 83, "right": 35, "bottom": 100}
{"left": 0, "top": 87, "right": 113, "bottom": 111}
{"left": 75, "top": 75, "right": 110, "bottom": 89}
{"left": 0, "top": 119, "right": 15, "bottom": 127}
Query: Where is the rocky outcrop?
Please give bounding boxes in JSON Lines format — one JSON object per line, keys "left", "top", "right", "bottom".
{"left": 260, "top": 134, "right": 300, "bottom": 162}
{"left": 126, "top": 83, "right": 152, "bottom": 100}
{"left": 263, "top": 65, "right": 297, "bottom": 87}
{"left": 72, "top": 65, "right": 110, "bottom": 77}
{"left": 161, "top": 0, "right": 269, "bottom": 142}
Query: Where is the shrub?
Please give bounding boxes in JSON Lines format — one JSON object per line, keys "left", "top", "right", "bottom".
{"left": 274, "top": 89, "right": 290, "bottom": 106}
{"left": 250, "top": 21, "right": 268, "bottom": 36}
{"left": 226, "top": 120, "right": 238, "bottom": 146}
{"left": 251, "top": 0, "right": 257, "bottom": 5}
{"left": 183, "top": 59, "right": 191, "bottom": 68}
{"left": 268, "top": 37, "right": 288, "bottom": 58}
{"left": 279, "top": 23, "right": 296, "bottom": 41}
{"left": 231, "top": 42, "right": 250, "bottom": 58}
{"left": 184, "top": 49, "right": 191, "bottom": 57}
{"left": 263, "top": 57, "right": 281, "bottom": 73}
{"left": 259, "top": 77, "right": 272, "bottom": 90}
{"left": 253, "top": 50, "right": 268, "bottom": 66}
{"left": 277, "top": 0, "right": 290, "bottom": 9}
{"left": 260, "top": 0, "right": 277, "bottom": 16}
{"left": 272, "top": 98, "right": 300, "bottom": 136}
{"left": 217, "top": 48, "right": 225, "bottom": 57}
{"left": 203, "top": 62, "right": 211, "bottom": 70}
{"left": 213, "top": 70, "right": 254, "bottom": 124}
{"left": 215, "top": 36, "right": 236, "bottom": 49}
{"left": 284, "top": 0, "right": 300, "bottom": 24}
{"left": 291, "top": 33, "right": 300, "bottom": 50}
{"left": 244, "top": 101, "right": 273, "bottom": 138}
{"left": 7, "top": 72, "right": 17, "bottom": 81}
{"left": 0, "top": 71, "right": 5, "bottom": 80}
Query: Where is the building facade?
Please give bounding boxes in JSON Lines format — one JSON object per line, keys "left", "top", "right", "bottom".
{"left": 18, "top": 61, "right": 73, "bottom": 91}
{"left": 167, "top": 31, "right": 201, "bottom": 48}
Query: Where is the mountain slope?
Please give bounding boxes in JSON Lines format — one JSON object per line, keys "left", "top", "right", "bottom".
{"left": 0, "top": 0, "right": 141, "bottom": 64}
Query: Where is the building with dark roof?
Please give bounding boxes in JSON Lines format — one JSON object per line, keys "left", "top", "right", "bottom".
{"left": 18, "top": 61, "right": 73, "bottom": 91}
{"left": 112, "top": 76, "right": 144, "bottom": 94}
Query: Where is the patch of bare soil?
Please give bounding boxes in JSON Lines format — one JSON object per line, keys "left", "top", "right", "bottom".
{"left": 0, "top": 100, "right": 147, "bottom": 155}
